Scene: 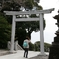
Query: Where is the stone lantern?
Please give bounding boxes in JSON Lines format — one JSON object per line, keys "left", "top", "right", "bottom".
{"left": 49, "top": 11, "right": 59, "bottom": 59}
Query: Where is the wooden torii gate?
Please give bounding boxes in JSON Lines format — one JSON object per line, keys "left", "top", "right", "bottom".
{"left": 4, "top": 8, "right": 54, "bottom": 55}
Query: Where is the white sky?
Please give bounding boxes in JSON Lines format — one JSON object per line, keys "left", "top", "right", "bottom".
{"left": 31, "top": 0, "right": 59, "bottom": 44}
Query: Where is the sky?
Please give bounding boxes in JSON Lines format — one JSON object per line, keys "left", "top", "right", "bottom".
{"left": 31, "top": 0, "right": 59, "bottom": 44}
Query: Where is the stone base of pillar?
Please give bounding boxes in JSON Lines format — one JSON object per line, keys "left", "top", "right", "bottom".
{"left": 38, "top": 52, "right": 49, "bottom": 56}
{"left": 9, "top": 50, "right": 17, "bottom": 54}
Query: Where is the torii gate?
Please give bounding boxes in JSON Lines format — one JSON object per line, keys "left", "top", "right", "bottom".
{"left": 4, "top": 8, "right": 54, "bottom": 55}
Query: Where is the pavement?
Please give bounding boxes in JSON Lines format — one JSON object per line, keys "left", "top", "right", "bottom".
{"left": 0, "top": 50, "right": 9, "bottom": 56}
{"left": 0, "top": 50, "right": 49, "bottom": 59}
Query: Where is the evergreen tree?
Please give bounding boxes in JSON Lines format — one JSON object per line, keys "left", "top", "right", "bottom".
{"left": 0, "top": 12, "right": 11, "bottom": 49}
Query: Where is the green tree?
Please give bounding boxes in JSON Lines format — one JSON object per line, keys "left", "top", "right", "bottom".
{"left": 1, "top": 0, "right": 46, "bottom": 48}
{"left": 22, "top": 0, "right": 42, "bottom": 11}
{"left": 1, "top": 1, "right": 21, "bottom": 12}
{"left": 34, "top": 41, "right": 40, "bottom": 51}
{"left": 15, "top": 28, "right": 27, "bottom": 48}
{"left": 44, "top": 42, "right": 51, "bottom": 52}
{"left": 34, "top": 41, "right": 51, "bottom": 52}
{"left": 23, "top": 0, "right": 33, "bottom": 10}
{"left": 29, "top": 42, "right": 34, "bottom": 51}
{"left": 0, "top": 12, "right": 11, "bottom": 49}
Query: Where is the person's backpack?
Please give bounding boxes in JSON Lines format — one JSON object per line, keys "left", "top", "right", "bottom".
{"left": 23, "top": 41, "right": 28, "bottom": 48}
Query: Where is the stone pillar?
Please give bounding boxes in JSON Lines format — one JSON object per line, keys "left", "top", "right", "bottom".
{"left": 14, "top": 41, "right": 18, "bottom": 51}
{"left": 39, "top": 13, "right": 44, "bottom": 55}
{"left": 49, "top": 12, "right": 59, "bottom": 59}
{"left": 8, "top": 41, "right": 11, "bottom": 50}
{"left": 10, "top": 15, "right": 16, "bottom": 52}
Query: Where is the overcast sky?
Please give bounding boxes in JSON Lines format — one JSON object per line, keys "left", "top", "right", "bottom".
{"left": 31, "top": 0, "right": 59, "bottom": 44}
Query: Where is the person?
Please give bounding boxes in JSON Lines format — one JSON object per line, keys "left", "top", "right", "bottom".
{"left": 23, "top": 37, "right": 31, "bottom": 58}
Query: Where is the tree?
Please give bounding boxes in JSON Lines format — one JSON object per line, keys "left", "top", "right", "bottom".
{"left": 29, "top": 42, "right": 34, "bottom": 51}
{"left": 15, "top": 28, "right": 27, "bottom": 48}
{"left": 1, "top": 0, "right": 46, "bottom": 48}
{"left": 34, "top": 41, "right": 40, "bottom": 51}
{"left": 44, "top": 42, "right": 51, "bottom": 52}
{"left": 23, "top": 0, "right": 33, "bottom": 10}
{"left": 15, "top": 0, "right": 44, "bottom": 38}
{"left": 34, "top": 41, "right": 51, "bottom": 52}
{"left": 1, "top": 1, "right": 21, "bottom": 12}
{"left": 0, "top": 12, "right": 11, "bottom": 49}
{"left": 22, "top": 0, "right": 42, "bottom": 11}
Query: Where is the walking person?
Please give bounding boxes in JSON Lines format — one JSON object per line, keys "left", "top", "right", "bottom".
{"left": 23, "top": 37, "right": 30, "bottom": 58}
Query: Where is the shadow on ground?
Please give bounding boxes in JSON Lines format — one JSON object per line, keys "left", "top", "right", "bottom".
{"left": 29, "top": 55, "right": 48, "bottom": 59}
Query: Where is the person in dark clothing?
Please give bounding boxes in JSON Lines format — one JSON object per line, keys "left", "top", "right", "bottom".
{"left": 23, "top": 37, "right": 30, "bottom": 58}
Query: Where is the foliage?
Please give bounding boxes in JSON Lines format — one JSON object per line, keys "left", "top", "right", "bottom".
{"left": 23, "top": 0, "right": 42, "bottom": 10}
{"left": 0, "top": 0, "right": 46, "bottom": 49}
{"left": 34, "top": 41, "right": 40, "bottom": 51}
{"left": 0, "top": 12, "right": 11, "bottom": 49}
{"left": 29, "top": 42, "right": 34, "bottom": 51}
{"left": 24, "top": 0, "right": 33, "bottom": 10}
{"left": 15, "top": 28, "right": 27, "bottom": 48}
{"left": 1, "top": 1, "right": 21, "bottom": 12}
{"left": 34, "top": 41, "right": 51, "bottom": 52}
{"left": 44, "top": 42, "right": 51, "bottom": 52}
{"left": 34, "top": 0, "right": 40, "bottom": 3}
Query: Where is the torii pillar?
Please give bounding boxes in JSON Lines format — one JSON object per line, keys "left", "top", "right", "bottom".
{"left": 4, "top": 8, "right": 54, "bottom": 55}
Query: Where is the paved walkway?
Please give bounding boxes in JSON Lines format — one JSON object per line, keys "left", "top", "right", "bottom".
{"left": 0, "top": 50, "right": 9, "bottom": 56}
{"left": 0, "top": 50, "right": 49, "bottom": 59}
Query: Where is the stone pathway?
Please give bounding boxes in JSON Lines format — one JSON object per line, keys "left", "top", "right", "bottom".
{"left": 0, "top": 50, "right": 9, "bottom": 56}
{"left": 0, "top": 50, "right": 49, "bottom": 59}
{"left": 29, "top": 55, "right": 48, "bottom": 59}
